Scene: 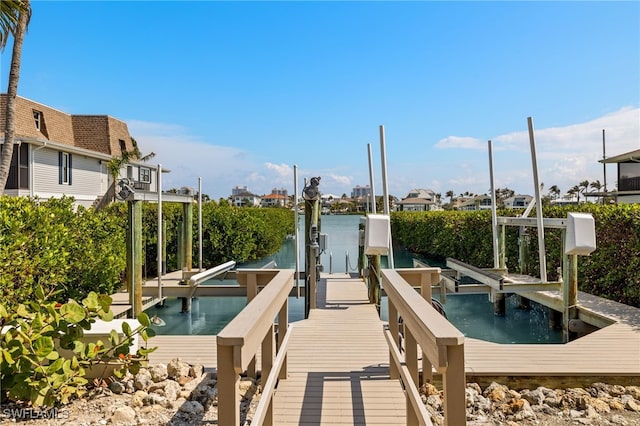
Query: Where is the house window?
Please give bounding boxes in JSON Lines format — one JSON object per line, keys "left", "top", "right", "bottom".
{"left": 127, "top": 165, "right": 134, "bottom": 179}
{"left": 119, "top": 139, "right": 127, "bottom": 153}
{"left": 139, "top": 167, "right": 151, "bottom": 184}
{"left": 619, "top": 162, "right": 640, "bottom": 192}
{"left": 59, "top": 152, "right": 72, "bottom": 185}
{"left": 33, "top": 110, "right": 43, "bottom": 130}
{"left": 5, "top": 143, "right": 29, "bottom": 190}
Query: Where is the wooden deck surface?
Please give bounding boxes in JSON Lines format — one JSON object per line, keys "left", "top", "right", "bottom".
{"left": 146, "top": 272, "right": 640, "bottom": 422}
{"left": 272, "top": 274, "right": 406, "bottom": 425}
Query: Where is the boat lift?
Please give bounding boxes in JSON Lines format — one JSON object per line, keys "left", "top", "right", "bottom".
{"left": 444, "top": 117, "right": 597, "bottom": 342}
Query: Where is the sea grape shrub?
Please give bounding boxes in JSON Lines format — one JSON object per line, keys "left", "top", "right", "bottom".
{"left": 0, "top": 287, "right": 156, "bottom": 407}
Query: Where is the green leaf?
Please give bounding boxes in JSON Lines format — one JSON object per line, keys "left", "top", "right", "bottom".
{"left": 137, "top": 312, "right": 151, "bottom": 327}
{"left": 33, "top": 336, "right": 54, "bottom": 358}
{"left": 122, "top": 321, "right": 132, "bottom": 337}
{"left": 2, "top": 349, "right": 15, "bottom": 364}
{"left": 0, "top": 304, "right": 8, "bottom": 319}
{"left": 47, "top": 358, "right": 64, "bottom": 374}
{"left": 82, "top": 292, "right": 99, "bottom": 309}
{"left": 35, "top": 285, "right": 45, "bottom": 301}
{"left": 60, "top": 301, "right": 86, "bottom": 324}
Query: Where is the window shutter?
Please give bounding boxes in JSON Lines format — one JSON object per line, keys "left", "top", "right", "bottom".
{"left": 68, "top": 154, "right": 72, "bottom": 185}
{"left": 58, "top": 152, "right": 63, "bottom": 184}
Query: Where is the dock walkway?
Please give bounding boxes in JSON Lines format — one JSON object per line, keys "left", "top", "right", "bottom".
{"left": 148, "top": 272, "right": 640, "bottom": 422}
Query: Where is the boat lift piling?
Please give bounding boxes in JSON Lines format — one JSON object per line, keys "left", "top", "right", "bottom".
{"left": 303, "top": 177, "right": 322, "bottom": 318}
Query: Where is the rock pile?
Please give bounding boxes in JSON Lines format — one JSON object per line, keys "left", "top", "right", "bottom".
{"left": 422, "top": 381, "right": 640, "bottom": 425}
{"left": 2, "top": 358, "right": 640, "bottom": 425}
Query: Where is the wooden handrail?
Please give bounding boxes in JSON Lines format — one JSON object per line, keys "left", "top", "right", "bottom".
{"left": 382, "top": 268, "right": 466, "bottom": 426}
{"left": 217, "top": 269, "right": 293, "bottom": 426}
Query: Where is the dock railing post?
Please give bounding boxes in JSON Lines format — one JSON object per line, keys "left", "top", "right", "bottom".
{"left": 217, "top": 345, "right": 240, "bottom": 426}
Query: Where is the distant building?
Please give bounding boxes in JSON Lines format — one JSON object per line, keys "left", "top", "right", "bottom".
{"left": 261, "top": 191, "right": 288, "bottom": 207}
{"left": 270, "top": 187, "right": 289, "bottom": 198}
{"left": 231, "top": 188, "right": 261, "bottom": 207}
{"left": 458, "top": 195, "right": 492, "bottom": 211}
{"left": 351, "top": 185, "right": 371, "bottom": 199}
{"left": 503, "top": 194, "right": 533, "bottom": 209}
{"left": 397, "top": 188, "right": 438, "bottom": 211}
{"left": 232, "top": 185, "right": 249, "bottom": 196}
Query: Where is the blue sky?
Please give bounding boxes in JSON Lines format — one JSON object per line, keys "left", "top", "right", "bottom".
{"left": 2, "top": 1, "right": 639, "bottom": 200}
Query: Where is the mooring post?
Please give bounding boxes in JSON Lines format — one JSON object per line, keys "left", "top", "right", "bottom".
{"left": 563, "top": 252, "right": 579, "bottom": 342}
{"left": 303, "top": 177, "right": 321, "bottom": 318}
{"left": 358, "top": 218, "right": 366, "bottom": 277}
{"left": 367, "top": 254, "right": 381, "bottom": 313}
{"left": 126, "top": 200, "right": 143, "bottom": 318}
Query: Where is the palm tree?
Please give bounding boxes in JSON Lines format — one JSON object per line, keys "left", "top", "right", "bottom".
{"left": 590, "top": 180, "right": 602, "bottom": 192}
{"left": 578, "top": 180, "right": 590, "bottom": 203}
{"left": 0, "top": 0, "right": 31, "bottom": 194}
{"left": 568, "top": 185, "right": 580, "bottom": 203}
{"left": 548, "top": 185, "right": 561, "bottom": 200}
{"left": 446, "top": 190, "right": 454, "bottom": 204}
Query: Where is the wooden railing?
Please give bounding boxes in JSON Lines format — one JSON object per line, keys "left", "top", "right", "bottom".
{"left": 382, "top": 268, "right": 466, "bottom": 426}
{"left": 216, "top": 269, "right": 294, "bottom": 426}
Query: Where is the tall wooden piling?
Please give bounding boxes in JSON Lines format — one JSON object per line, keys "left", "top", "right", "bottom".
{"left": 127, "top": 200, "right": 143, "bottom": 318}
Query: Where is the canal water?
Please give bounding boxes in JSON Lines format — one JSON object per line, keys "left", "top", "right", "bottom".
{"left": 147, "top": 214, "right": 563, "bottom": 343}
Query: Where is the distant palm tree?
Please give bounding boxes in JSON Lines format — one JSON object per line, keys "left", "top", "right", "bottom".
{"left": 568, "top": 185, "right": 580, "bottom": 202}
{"left": 0, "top": 0, "right": 31, "bottom": 194}
{"left": 590, "top": 180, "right": 602, "bottom": 192}
{"left": 446, "top": 190, "right": 454, "bottom": 204}
{"left": 548, "top": 185, "right": 561, "bottom": 200}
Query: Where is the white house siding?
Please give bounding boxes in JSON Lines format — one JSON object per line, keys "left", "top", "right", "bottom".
{"left": 32, "top": 147, "right": 105, "bottom": 208}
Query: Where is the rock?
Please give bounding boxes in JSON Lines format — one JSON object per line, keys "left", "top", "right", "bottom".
{"left": 149, "top": 364, "right": 168, "bottom": 382}
{"left": 167, "top": 358, "right": 191, "bottom": 380}
{"left": 588, "top": 397, "right": 611, "bottom": 414}
{"left": 522, "top": 387, "right": 545, "bottom": 406}
{"left": 426, "top": 394, "right": 442, "bottom": 411}
{"left": 132, "top": 390, "right": 148, "bottom": 408}
{"left": 189, "top": 364, "right": 204, "bottom": 378}
{"left": 179, "top": 400, "right": 205, "bottom": 415}
{"left": 627, "top": 385, "right": 640, "bottom": 400}
{"left": 134, "top": 369, "right": 153, "bottom": 390}
{"left": 484, "top": 382, "right": 509, "bottom": 402}
{"left": 162, "top": 380, "right": 182, "bottom": 402}
{"left": 110, "top": 406, "right": 136, "bottom": 425}
{"left": 610, "top": 414, "right": 630, "bottom": 425}
{"left": 611, "top": 385, "right": 627, "bottom": 396}
{"left": 625, "top": 398, "right": 640, "bottom": 412}
{"left": 109, "top": 381, "right": 125, "bottom": 395}
{"left": 143, "top": 393, "right": 165, "bottom": 406}
{"left": 610, "top": 398, "right": 625, "bottom": 411}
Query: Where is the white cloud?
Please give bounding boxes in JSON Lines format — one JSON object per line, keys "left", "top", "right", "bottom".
{"left": 435, "top": 136, "right": 485, "bottom": 150}
{"left": 434, "top": 107, "right": 640, "bottom": 196}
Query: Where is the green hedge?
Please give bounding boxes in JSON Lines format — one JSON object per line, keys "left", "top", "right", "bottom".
{"left": 0, "top": 197, "right": 125, "bottom": 307}
{"left": 391, "top": 204, "right": 640, "bottom": 307}
{"left": 1, "top": 196, "right": 294, "bottom": 308}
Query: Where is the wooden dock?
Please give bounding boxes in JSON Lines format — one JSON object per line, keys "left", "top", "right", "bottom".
{"left": 147, "top": 272, "right": 640, "bottom": 422}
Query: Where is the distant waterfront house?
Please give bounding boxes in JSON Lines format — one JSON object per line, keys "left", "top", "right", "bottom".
{"left": 261, "top": 192, "right": 288, "bottom": 207}
{"left": 599, "top": 149, "right": 640, "bottom": 204}
{"left": 0, "top": 95, "right": 158, "bottom": 208}
{"left": 458, "top": 195, "right": 492, "bottom": 211}
{"left": 503, "top": 194, "right": 533, "bottom": 209}
{"left": 232, "top": 191, "right": 261, "bottom": 207}
{"left": 397, "top": 188, "right": 437, "bottom": 211}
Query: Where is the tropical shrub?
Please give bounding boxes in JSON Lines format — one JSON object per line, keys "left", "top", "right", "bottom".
{"left": 0, "top": 196, "right": 125, "bottom": 308}
{"left": 0, "top": 287, "right": 156, "bottom": 407}
{"left": 391, "top": 204, "right": 640, "bottom": 307}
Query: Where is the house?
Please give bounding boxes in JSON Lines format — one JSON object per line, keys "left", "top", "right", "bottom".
{"left": 232, "top": 191, "right": 261, "bottom": 207}
{"left": 261, "top": 192, "right": 288, "bottom": 208}
{"left": 503, "top": 194, "right": 533, "bottom": 209}
{"left": 599, "top": 149, "right": 640, "bottom": 203}
{"left": 0, "top": 95, "right": 158, "bottom": 208}
{"left": 397, "top": 188, "right": 437, "bottom": 211}
{"left": 458, "top": 195, "right": 492, "bottom": 211}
